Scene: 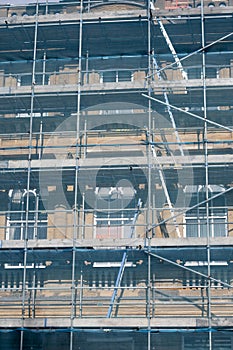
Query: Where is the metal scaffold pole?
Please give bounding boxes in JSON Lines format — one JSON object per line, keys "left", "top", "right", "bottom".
{"left": 156, "top": 17, "right": 188, "bottom": 80}
{"left": 148, "top": 16, "right": 183, "bottom": 238}
{"left": 20, "top": 1, "right": 39, "bottom": 349}
{"left": 107, "top": 252, "right": 128, "bottom": 318}
{"left": 146, "top": 186, "right": 233, "bottom": 237}
{"left": 150, "top": 144, "right": 181, "bottom": 237}
{"left": 151, "top": 53, "right": 185, "bottom": 157}
{"left": 145, "top": 250, "right": 233, "bottom": 289}
{"left": 130, "top": 198, "right": 142, "bottom": 238}
{"left": 147, "top": 1, "right": 152, "bottom": 348}
{"left": 142, "top": 93, "right": 233, "bottom": 133}
{"left": 200, "top": 0, "right": 212, "bottom": 348}
{"left": 70, "top": 0, "right": 83, "bottom": 349}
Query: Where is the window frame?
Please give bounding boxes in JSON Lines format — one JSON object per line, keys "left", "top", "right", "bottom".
{"left": 183, "top": 185, "right": 228, "bottom": 238}
{"left": 6, "top": 189, "right": 47, "bottom": 240}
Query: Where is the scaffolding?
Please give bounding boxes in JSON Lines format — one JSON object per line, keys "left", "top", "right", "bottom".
{"left": 0, "top": 0, "right": 232, "bottom": 349}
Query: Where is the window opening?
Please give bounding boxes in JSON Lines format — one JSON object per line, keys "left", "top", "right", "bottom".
{"left": 94, "top": 186, "right": 138, "bottom": 238}
{"left": 184, "top": 185, "right": 227, "bottom": 238}
{"left": 6, "top": 189, "right": 47, "bottom": 240}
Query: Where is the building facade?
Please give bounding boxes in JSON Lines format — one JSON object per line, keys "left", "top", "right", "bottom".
{"left": 0, "top": 0, "right": 233, "bottom": 348}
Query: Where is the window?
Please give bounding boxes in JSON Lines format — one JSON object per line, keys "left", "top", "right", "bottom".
{"left": 6, "top": 189, "right": 47, "bottom": 240}
{"left": 184, "top": 185, "right": 227, "bottom": 238}
{"left": 183, "top": 333, "right": 232, "bottom": 349}
{"left": 187, "top": 67, "right": 202, "bottom": 79}
{"left": 100, "top": 70, "right": 132, "bottom": 83}
{"left": 94, "top": 186, "right": 139, "bottom": 239}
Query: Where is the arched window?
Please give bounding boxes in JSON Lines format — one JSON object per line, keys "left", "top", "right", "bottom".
{"left": 6, "top": 189, "right": 47, "bottom": 240}
{"left": 184, "top": 185, "right": 227, "bottom": 238}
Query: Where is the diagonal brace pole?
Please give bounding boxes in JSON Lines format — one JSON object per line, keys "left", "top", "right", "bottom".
{"left": 145, "top": 250, "right": 233, "bottom": 289}
{"left": 107, "top": 252, "right": 128, "bottom": 318}
{"left": 156, "top": 18, "right": 188, "bottom": 80}
{"left": 147, "top": 32, "right": 233, "bottom": 79}
{"left": 131, "top": 198, "right": 142, "bottom": 238}
{"left": 146, "top": 186, "right": 233, "bottom": 234}
{"left": 142, "top": 93, "right": 233, "bottom": 132}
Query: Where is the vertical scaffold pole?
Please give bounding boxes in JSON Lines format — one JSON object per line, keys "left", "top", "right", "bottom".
{"left": 200, "top": 0, "right": 212, "bottom": 349}
{"left": 70, "top": 0, "right": 83, "bottom": 349}
{"left": 147, "top": 2, "right": 152, "bottom": 349}
{"left": 20, "top": 1, "right": 39, "bottom": 349}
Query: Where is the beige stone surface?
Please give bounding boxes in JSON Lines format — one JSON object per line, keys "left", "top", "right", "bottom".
{"left": 4, "top": 76, "right": 17, "bottom": 88}
{"left": 219, "top": 67, "right": 230, "bottom": 78}
{"left": 133, "top": 70, "right": 146, "bottom": 82}
{"left": 0, "top": 214, "right": 5, "bottom": 240}
{"left": 228, "top": 208, "right": 233, "bottom": 237}
{"left": 83, "top": 72, "right": 100, "bottom": 84}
